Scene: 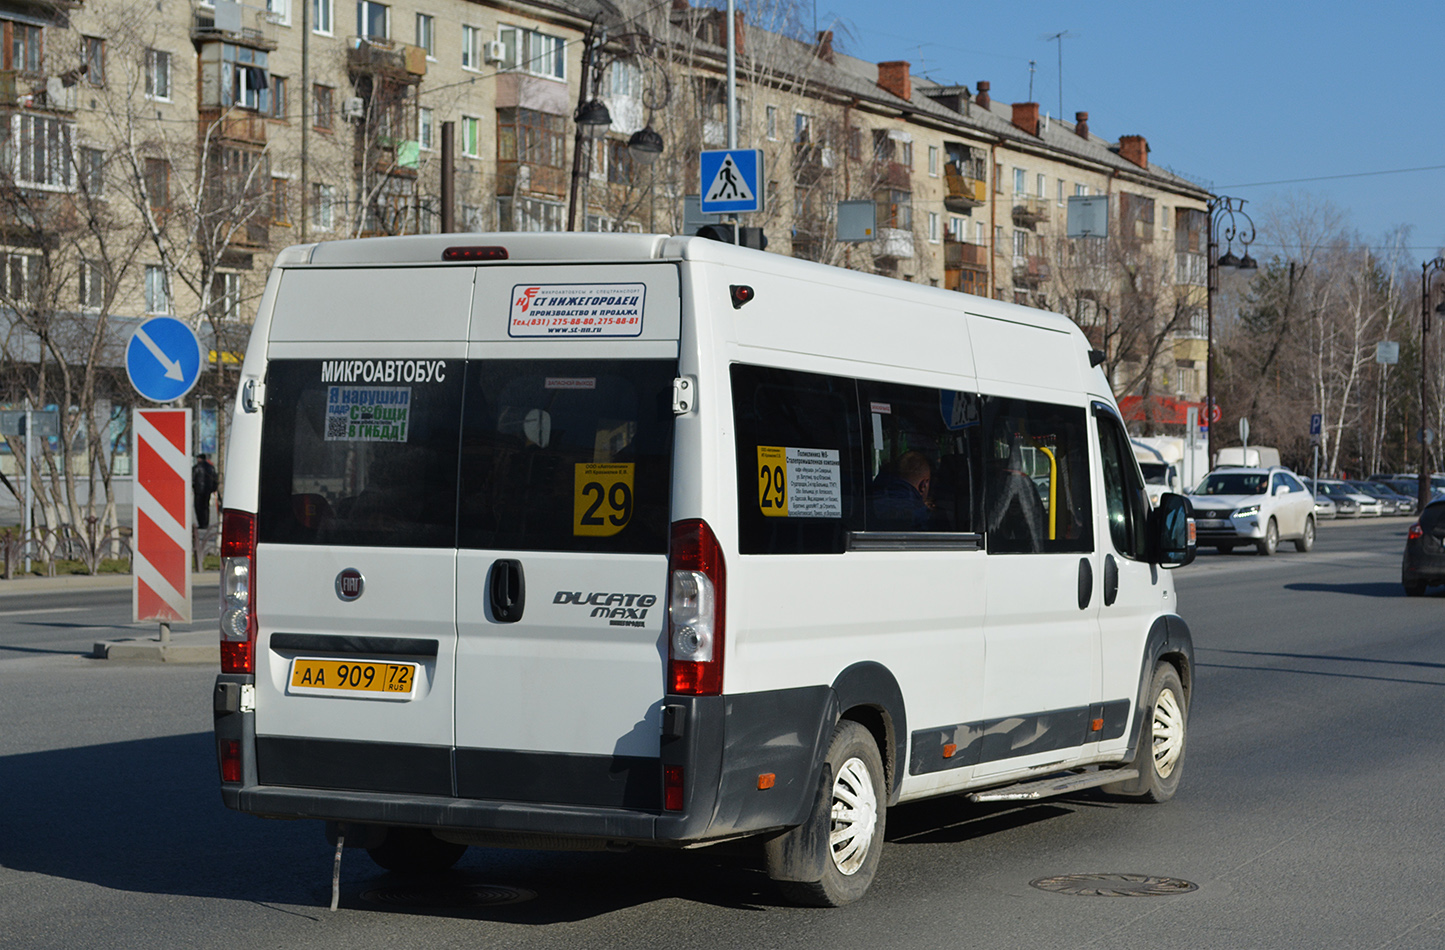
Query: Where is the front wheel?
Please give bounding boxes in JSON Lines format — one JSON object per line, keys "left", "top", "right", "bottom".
{"left": 767, "top": 720, "right": 887, "bottom": 907}
{"left": 1293, "top": 516, "right": 1315, "bottom": 553}
{"left": 1257, "top": 518, "right": 1278, "bottom": 556}
{"left": 1104, "top": 663, "right": 1187, "bottom": 803}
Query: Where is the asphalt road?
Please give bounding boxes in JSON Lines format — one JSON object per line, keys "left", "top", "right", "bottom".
{"left": 1, "top": 518, "right": 1442, "bottom": 949}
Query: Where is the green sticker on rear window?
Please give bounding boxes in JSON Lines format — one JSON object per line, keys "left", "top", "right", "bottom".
{"left": 325, "top": 386, "right": 411, "bottom": 442}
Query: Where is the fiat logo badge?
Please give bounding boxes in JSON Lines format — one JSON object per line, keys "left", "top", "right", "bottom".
{"left": 335, "top": 568, "right": 365, "bottom": 602}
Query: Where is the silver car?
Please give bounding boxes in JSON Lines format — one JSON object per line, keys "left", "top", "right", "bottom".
{"left": 1188, "top": 466, "right": 1318, "bottom": 555}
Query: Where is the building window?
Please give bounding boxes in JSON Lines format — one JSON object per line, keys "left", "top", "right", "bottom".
{"left": 993, "top": 163, "right": 1003, "bottom": 193}
{"left": 0, "top": 254, "right": 41, "bottom": 304}
{"left": 873, "top": 188, "right": 911, "bottom": 230}
{"left": 312, "top": 0, "right": 333, "bottom": 34}
{"left": 418, "top": 106, "right": 433, "bottom": 150}
{"left": 212, "top": 272, "right": 243, "bottom": 320}
{"left": 498, "top": 24, "right": 565, "bottom": 79}
{"left": 79, "top": 260, "right": 105, "bottom": 310}
{"left": 310, "top": 182, "right": 334, "bottom": 230}
{"left": 1119, "top": 192, "right": 1155, "bottom": 244}
{"left": 271, "top": 177, "right": 290, "bottom": 225}
{"left": 947, "top": 215, "right": 966, "bottom": 240}
{"left": 899, "top": 139, "right": 913, "bottom": 168}
{"left": 356, "top": 1, "right": 388, "bottom": 41}
{"left": 9, "top": 114, "right": 74, "bottom": 189}
{"left": 603, "top": 60, "right": 640, "bottom": 97}
{"left": 208, "top": 43, "right": 269, "bottom": 110}
{"left": 144, "top": 265, "right": 170, "bottom": 314}
{"left": 79, "top": 146, "right": 103, "bottom": 195}
{"left": 415, "top": 13, "right": 434, "bottom": 58}
{"left": 1012, "top": 167, "right": 1025, "bottom": 194}
{"left": 928, "top": 145, "right": 939, "bottom": 176}
{"left": 765, "top": 105, "right": 777, "bottom": 140}
{"left": 145, "top": 49, "right": 171, "bottom": 101}
{"left": 495, "top": 195, "right": 563, "bottom": 232}
{"left": 928, "top": 211, "right": 939, "bottom": 243}
{"left": 11, "top": 23, "right": 42, "bottom": 73}
{"left": 496, "top": 108, "right": 564, "bottom": 167}
{"left": 82, "top": 36, "right": 105, "bottom": 86}
{"left": 144, "top": 158, "right": 169, "bottom": 213}
{"left": 461, "top": 115, "right": 481, "bottom": 157}
{"left": 1056, "top": 179, "right": 1065, "bottom": 206}
{"left": 462, "top": 24, "right": 481, "bottom": 70}
{"left": 265, "top": 0, "right": 291, "bottom": 25}
{"left": 1036, "top": 173, "right": 1046, "bottom": 198}
{"left": 1075, "top": 183, "right": 1087, "bottom": 197}
{"left": 267, "top": 75, "right": 288, "bottom": 119}
{"left": 1012, "top": 228, "right": 1027, "bottom": 260}
{"left": 313, "top": 84, "right": 333, "bottom": 130}
{"left": 794, "top": 112, "right": 811, "bottom": 143}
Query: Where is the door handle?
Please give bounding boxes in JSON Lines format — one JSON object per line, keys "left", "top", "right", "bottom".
{"left": 490, "top": 559, "right": 525, "bottom": 623}
{"left": 1103, "top": 554, "right": 1119, "bottom": 607}
{"left": 1077, "top": 557, "right": 1093, "bottom": 610}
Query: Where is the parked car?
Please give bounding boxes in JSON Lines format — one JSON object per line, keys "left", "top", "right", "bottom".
{"left": 1187, "top": 466, "right": 1316, "bottom": 555}
{"left": 1348, "top": 481, "right": 1401, "bottom": 515}
{"left": 1312, "top": 493, "right": 1338, "bottom": 520}
{"left": 1402, "top": 499, "right": 1445, "bottom": 595}
{"left": 1308, "top": 479, "right": 1377, "bottom": 517}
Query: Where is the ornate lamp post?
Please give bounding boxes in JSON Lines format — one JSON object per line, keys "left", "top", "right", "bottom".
{"left": 1419, "top": 257, "right": 1445, "bottom": 510}
{"left": 1205, "top": 196, "right": 1257, "bottom": 467}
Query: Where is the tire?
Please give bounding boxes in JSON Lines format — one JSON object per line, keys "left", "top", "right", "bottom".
{"left": 768, "top": 720, "right": 887, "bottom": 907}
{"left": 366, "top": 828, "right": 468, "bottom": 874}
{"left": 1256, "top": 518, "right": 1278, "bottom": 556}
{"left": 1404, "top": 578, "right": 1427, "bottom": 597}
{"left": 1293, "top": 516, "right": 1315, "bottom": 553}
{"left": 1105, "top": 663, "right": 1187, "bottom": 803}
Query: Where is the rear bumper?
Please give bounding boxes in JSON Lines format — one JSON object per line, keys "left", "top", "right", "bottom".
{"left": 215, "top": 676, "right": 836, "bottom": 845}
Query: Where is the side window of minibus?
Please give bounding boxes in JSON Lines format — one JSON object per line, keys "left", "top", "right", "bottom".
{"left": 731, "top": 364, "right": 864, "bottom": 554}
{"left": 857, "top": 380, "right": 981, "bottom": 533}
{"left": 981, "top": 396, "right": 1093, "bottom": 554}
{"left": 1094, "top": 408, "right": 1149, "bottom": 559}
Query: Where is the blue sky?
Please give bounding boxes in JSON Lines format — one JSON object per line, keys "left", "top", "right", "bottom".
{"left": 811, "top": 0, "right": 1444, "bottom": 261}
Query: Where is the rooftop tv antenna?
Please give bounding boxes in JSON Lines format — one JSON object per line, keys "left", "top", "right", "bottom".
{"left": 1041, "top": 30, "right": 1078, "bottom": 119}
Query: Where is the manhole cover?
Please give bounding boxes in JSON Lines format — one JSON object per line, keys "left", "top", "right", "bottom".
{"left": 361, "top": 883, "right": 536, "bottom": 909}
{"left": 1031, "top": 873, "right": 1198, "bottom": 897}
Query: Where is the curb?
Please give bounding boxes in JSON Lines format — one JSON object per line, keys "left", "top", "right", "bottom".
{"left": 0, "top": 572, "right": 221, "bottom": 596}
{"left": 92, "top": 634, "right": 220, "bottom": 664}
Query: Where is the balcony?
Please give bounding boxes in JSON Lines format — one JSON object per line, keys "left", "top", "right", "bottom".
{"left": 1012, "top": 195, "right": 1050, "bottom": 229}
{"left": 192, "top": 4, "right": 279, "bottom": 50}
{"left": 1176, "top": 251, "right": 1206, "bottom": 287}
{"left": 792, "top": 142, "right": 832, "bottom": 185}
{"left": 873, "top": 227, "right": 914, "bottom": 260}
{"left": 496, "top": 161, "right": 567, "bottom": 198}
{"left": 1013, "top": 255, "right": 1051, "bottom": 286}
{"left": 874, "top": 160, "right": 911, "bottom": 191}
{"left": 943, "top": 163, "right": 986, "bottom": 213}
{"left": 347, "top": 38, "right": 427, "bottom": 82}
{"left": 944, "top": 239, "right": 988, "bottom": 271}
{"left": 199, "top": 108, "right": 267, "bottom": 145}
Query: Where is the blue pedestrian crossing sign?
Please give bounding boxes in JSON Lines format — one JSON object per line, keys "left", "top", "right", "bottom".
{"left": 700, "top": 149, "right": 764, "bottom": 215}
{"left": 126, "top": 316, "right": 205, "bottom": 403}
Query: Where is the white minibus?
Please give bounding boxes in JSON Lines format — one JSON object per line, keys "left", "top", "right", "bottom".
{"left": 213, "top": 233, "right": 1195, "bottom": 906}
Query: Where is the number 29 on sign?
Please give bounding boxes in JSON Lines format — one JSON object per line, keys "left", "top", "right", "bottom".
{"left": 758, "top": 445, "right": 788, "bottom": 518}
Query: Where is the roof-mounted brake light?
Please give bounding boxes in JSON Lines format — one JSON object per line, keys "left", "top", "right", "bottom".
{"left": 443, "top": 246, "right": 509, "bottom": 262}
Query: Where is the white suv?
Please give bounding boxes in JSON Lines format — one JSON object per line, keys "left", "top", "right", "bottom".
{"left": 1187, "top": 466, "right": 1316, "bottom": 555}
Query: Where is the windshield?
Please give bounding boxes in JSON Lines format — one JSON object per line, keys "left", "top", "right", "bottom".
{"left": 1138, "top": 462, "right": 1170, "bottom": 485}
{"left": 1196, "top": 472, "right": 1268, "bottom": 496}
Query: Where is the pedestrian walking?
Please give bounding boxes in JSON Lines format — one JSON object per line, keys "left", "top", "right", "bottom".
{"left": 193, "top": 453, "right": 218, "bottom": 529}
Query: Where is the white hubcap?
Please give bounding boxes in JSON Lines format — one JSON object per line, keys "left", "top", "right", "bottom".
{"left": 1152, "top": 687, "right": 1185, "bottom": 778}
{"left": 829, "top": 756, "right": 878, "bottom": 875}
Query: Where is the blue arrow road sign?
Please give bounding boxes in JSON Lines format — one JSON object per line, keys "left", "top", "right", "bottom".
{"left": 126, "top": 316, "right": 204, "bottom": 403}
{"left": 700, "top": 149, "right": 763, "bottom": 215}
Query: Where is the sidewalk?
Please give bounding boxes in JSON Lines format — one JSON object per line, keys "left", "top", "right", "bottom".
{"left": 0, "top": 570, "right": 222, "bottom": 663}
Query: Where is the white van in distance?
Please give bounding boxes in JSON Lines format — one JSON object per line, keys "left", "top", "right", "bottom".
{"left": 213, "top": 233, "right": 1196, "bottom": 906}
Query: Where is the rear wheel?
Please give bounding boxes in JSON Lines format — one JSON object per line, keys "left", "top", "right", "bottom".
{"left": 1404, "top": 577, "right": 1427, "bottom": 597}
{"left": 1293, "top": 516, "right": 1315, "bottom": 553}
{"left": 767, "top": 720, "right": 887, "bottom": 907}
{"left": 366, "top": 828, "right": 468, "bottom": 874}
{"left": 1256, "top": 518, "right": 1278, "bottom": 556}
{"left": 1105, "top": 663, "right": 1187, "bottom": 803}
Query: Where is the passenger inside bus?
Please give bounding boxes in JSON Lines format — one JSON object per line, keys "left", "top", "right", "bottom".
{"left": 869, "top": 450, "right": 939, "bottom": 530}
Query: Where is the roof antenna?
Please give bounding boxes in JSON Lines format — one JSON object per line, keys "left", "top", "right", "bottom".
{"left": 1027, "top": 59, "right": 1036, "bottom": 101}
{"left": 1041, "top": 30, "right": 1078, "bottom": 119}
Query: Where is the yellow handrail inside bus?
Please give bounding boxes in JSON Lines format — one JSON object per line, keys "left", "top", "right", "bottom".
{"left": 1037, "top": 446, "right": 1057, "bottom": 541}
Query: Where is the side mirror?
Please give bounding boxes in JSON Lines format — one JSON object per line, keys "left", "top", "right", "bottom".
{"left": 1274, "top": 485, "right": 1288, "bottom": 496}
{"left": 1149, "top": 493, "right": 1196, "bottom": 568}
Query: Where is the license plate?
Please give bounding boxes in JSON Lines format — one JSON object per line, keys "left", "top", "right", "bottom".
{"left": 1196, "top": 519, "right": 1227, "bottom": 528}
{"left": 288, "top": 657, "right": 418, "bottom": 700}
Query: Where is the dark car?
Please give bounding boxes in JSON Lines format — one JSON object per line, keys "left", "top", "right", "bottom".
{"left": 1402, "top": 500, "right": 1445, "bottom": 595}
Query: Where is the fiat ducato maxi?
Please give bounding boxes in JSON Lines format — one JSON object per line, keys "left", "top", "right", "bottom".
{"left": 212, "top": 232, "right": 1195, "bottom": 906}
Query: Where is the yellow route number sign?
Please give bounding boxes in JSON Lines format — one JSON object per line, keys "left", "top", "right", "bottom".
{"left": 574, "top": 462, "right": 635, "bottom": 536}
{"left": 758, "top": 446, "right": 788, "bottom": 517}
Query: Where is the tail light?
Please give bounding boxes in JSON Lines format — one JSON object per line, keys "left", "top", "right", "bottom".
{"left": 220, "top": 509, "right": 257, "bottom": 674}
{"left": 667, "top": 519, "right": 726, "bottom": 695}
{"left": 218, "top": 739, "right": 242, "bottom": 783}
{"left": 1409, "top": 523, "right": 1424, "bottom": 541}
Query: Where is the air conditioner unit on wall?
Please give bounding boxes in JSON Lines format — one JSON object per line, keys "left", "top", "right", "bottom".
{"left": 343, "top": 97, "right": 364, "bottom": 120}
{"left": 484, "top": 40, "right": 506, "bottom": 64}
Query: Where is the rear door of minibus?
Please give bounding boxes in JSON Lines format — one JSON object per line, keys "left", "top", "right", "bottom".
{"left": 251, "top": 264, "right": 471, "bottom": 795}
{"left": 453, "top": 263, "right": 681, "bottom": 812}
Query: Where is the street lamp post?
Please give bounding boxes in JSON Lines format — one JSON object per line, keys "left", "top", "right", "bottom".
{"left": 1419, "top": 257, "right": 1445, "bottom": 511}
{"left": 1205, "top": 195, "right": 1257, "bottom": 468}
